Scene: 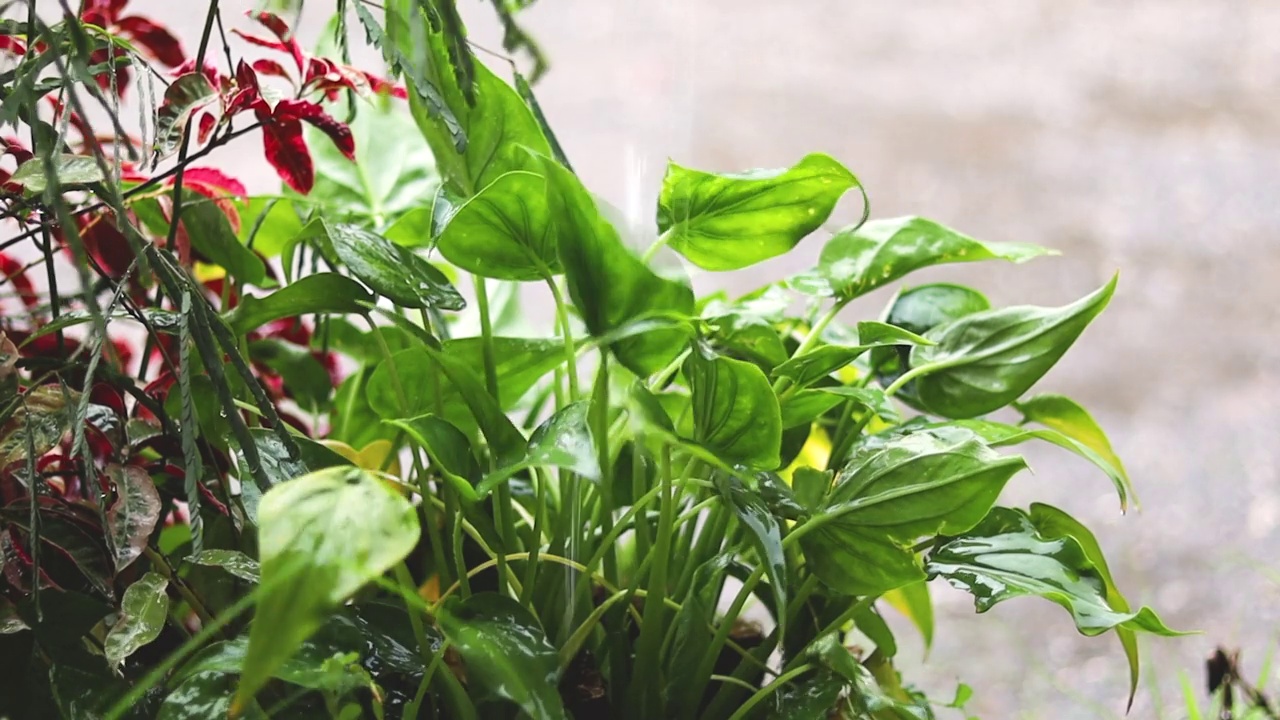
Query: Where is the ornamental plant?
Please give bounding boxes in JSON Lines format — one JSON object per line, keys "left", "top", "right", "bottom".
{"left": 0, "top": 1, "right": 1182, "bottom": 718}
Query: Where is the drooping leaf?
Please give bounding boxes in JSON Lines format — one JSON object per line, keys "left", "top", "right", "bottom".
{"left": 187, "top": 549, "right": 260, "bottom": 583}
{"left": 436, "top": 593, "right": 568, "bottom": 720}
{"left": 684, "top": 346, "right": 782, "bottom": 470}
{"left": 224, "top": 272, "right": 374, "bottom": 334}
{"left": 235, "top": 466, "right": 420, "bottom": 710}
{"left": 882, "top": 581, "right": 934, "bottom": 653}
{"left": 155, "top": 72, "right": 217, "bottom": 158}
{"left": 478, "top": 401, "right": 598, "bottom": 496}
{"left": 907, "top": 275, "right": 1118, "bottom": 418}
{"left": 104, "top": 572, "right": 169, "bottom": 670}
{"left": 714, "top": 473, "right": 787, "bottom": 634}
{"left": 106, "top": 465, "right": 161, "bottom": 572}
{"left": 10, "top": 154, "right": 105, "bottom": 193}
{"left": 1016, "top": 394, "right": 1135, "bottom": 505}
{"left": 387, "top": 414, "right": 481, "bottom": 504}
{"left": 818, "top": 216, "right": 1053, "bottom": 300}
{"left": 538, "top": 152, "right": 694, "bottom": 375}
{"left": 436, "top": 170, "right": 558, "bottom": 280}
{"left": 181, "top": 196, "right": 269, "bottom": 286}
{"left": 772, "top": 325, "right": 931, "bottom": 390}
{"left": 799, "top": 427, "right": 1026, "bottom": 596}
{"left": 665, "top": 554, "right": 733, "bottom": 711}
{"left": 325, "top": 221, "right": 464, "bottom": 310}
{"left": 657, "top": 153, "right": 860, "bottom": 271}
{"left": 926, "top": 506, "right": 1183, "bottom": 637}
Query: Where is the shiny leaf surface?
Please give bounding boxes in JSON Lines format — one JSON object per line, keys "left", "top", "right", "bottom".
{"left": 684, "top": 347, "right": 782, "bottom": 470}
{"left": 436, "top": 170, "right": 557, "bottom": 280}
{"left": 326, "top": 221, "right": 464, "bottom": 310}
{"left": 224, "top": 273, "right": 374, "bottom": 334}
{"left": 106, "top": 465, "right": 161, "bottom": 572}
{"left": 104, "top": 572, "right": 169, "bottom": 670}
{"left": 479, "top": 401, "right": 598, "bottom": 496}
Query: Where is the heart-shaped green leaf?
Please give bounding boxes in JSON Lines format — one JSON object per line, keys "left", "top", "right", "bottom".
{"left": 437, "top": 170, "right": 557, "bottom": 280}
{"left": 684, "top": 346, "right": 782, "bottom": 470}
{"left": 478, "top": 401, "right": 599, "bottom": 497}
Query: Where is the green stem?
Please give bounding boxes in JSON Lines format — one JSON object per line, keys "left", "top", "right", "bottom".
{"left": 628, "top": 445, "right": 676, "bottom": 714}
{"left": 883, "top": 357, "right": 949, "bottom": 397}
{"left": 473, "top": 275, "right": 515, "bottom": 596}
{"left": 772, "top": 296, "right": 851, "bottom": 394}
{"left": 725, "top": 664, "right": 815, "bottom": 720}
{"left": 547, "top": 276, "right": 580, "bottom": 398}
{"left": 640, "top": 227, "right": 674, "bottom": 264}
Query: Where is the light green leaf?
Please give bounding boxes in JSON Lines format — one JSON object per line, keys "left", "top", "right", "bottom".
{"left": 882, "top": 581, "right": 934, "bottom": 653}
{"left": 436, "top": 593, "right": 568, "bottom": 720}
{"left": 388, "top": 415, "right": 481, "bottom": 504}
{"left": 11, "top": 154, "right": 105, "bottom": 193}
{"left": 182, "top": 195, "right": 269, "bottom": 286}
{"left": 187, "top": 549, "right": 260, "bottom": 583}
{"left": 772, "top": 325, "right": 930, "bottom": 390}
{"left": 235, "top": 466, "right": 420, "bottom": 710}
{"left": 907, "top": 275, "right": 1118, "bottom": 418}
{"left": 437, "top": 170, "right": 557, "bottom": 280}
{"left": 799, "top": 427, "right": 1026, "bottom": 596}
{"left": 237, "top": 197, "right": 304, "bottom": 258}
{"left": 818, "top": 216, "right": 1053, "bottom": 300}
{"left": 224, "top": 272, "right": 373, "bottom": 334}
{"left": 657, "top": 153, "right": 860, "bottom": 271}
{"left": 1016, "top": 394, "right": 1135, "bottom": 506}
{"left": 104, "top": 572, "right": 169, "bottom": 670}
{"left": 684, "top": 346, "right": 782, "bottom": 470}
{"left": 478, "top": 401, "right": 599, "bottom": 496}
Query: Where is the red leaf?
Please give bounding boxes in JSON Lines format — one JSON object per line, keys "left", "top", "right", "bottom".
{"left": 251, "top": 58, "right": 293, "bottom": 82}
{"left": 226, "top": 60, "right": 264, "bottom": 115}
{"left": 241, "top": 10, "right": 305, "bottom": 72}
{"left": 260, "top": 116, "right": 313, "bottom": 194}
{"left": 276, "top": 99, "right": 355, "bottom": 160}
{"left": 180, "top": 167, "right": 246, "bottom": 198}
{"left": 0, "top": 252, "right": 38, "bottom": 309}
{"left": 0, "top": 36, "right": 26, "bottom": 56}
{"left": 364, "top": 71, "right": 408, "bottom": 99}
{"left": 197, "top": 112, "right": 216, "bottom": 144}
{"left": 116, "top": 16, "right": 185, "bottom": 67}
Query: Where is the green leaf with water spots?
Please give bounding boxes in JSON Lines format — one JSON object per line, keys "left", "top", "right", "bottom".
{"left": 104, "top": 573, "right": 169, "bottom": 670}
{"left": 684, "top": 346, "right": 782, "bottom": 470}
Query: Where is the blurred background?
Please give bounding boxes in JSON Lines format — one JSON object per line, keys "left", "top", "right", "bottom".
{"left": 133, "top": 1, "right": 1280, "bottom": 716}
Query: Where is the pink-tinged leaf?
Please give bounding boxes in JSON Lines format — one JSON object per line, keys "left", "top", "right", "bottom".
{"left": 251, "top": 58, "right": 293, "bottom": 82}
{"left": 116, "top": 15, "right": 185, "bottom": 67}
{"left": 106, "top": 464, "right": 161, "bottom": 571}
{"left": 261, "top": 117, "right": 313, "bottom": 194}
{"left": 0, "top": 36, "right": 26, "bottom": 56}
{"left": 181, "top": 167, "right": 246, "bottom": 198}
{"left": 197, "top": 112, "right": 216, "bottom": 144}
{"left": 227, "top": 61, "right": 265, "bottom": 115}
{"left": 276, "top": 99, "right": 355, "bottom": 161}
{"left": 363, "top": 71, "right": 407, "bottom": 99}
{"left": 2, "top": 136, "right": 33, "bottom": 164}
{"left": 0, "top": 252, "right": 38, "bottom": 309}
{"left": 155, "top": 71, "right": 218, "bottom": 158}
{"left": 244, "top": 10, "right": 305, "bottom": 72}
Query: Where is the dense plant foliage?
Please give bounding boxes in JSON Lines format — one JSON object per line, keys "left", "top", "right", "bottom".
{"left": 0, "top": 1, "right": 1182, "bottom": 718}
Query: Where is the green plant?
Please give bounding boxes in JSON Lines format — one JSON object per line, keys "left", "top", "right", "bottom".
{"left": 0, "top": 1, "right": 1182, "bottom": 718}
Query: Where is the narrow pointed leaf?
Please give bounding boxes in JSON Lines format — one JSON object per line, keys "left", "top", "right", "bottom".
{"left": 224, "top": 273, "right": 374, "bottom": 333}
{"left": 1016, "top": 394, "right": 1135, "bottom": 505}
{"left": 715, "top": 473, "right": 787, "bottom": 635}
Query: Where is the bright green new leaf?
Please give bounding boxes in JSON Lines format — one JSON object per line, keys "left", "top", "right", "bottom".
{"left": 436, "top": 593, "right": 568, "bottom": 720}
{"left": 907, "top": 275, "right": 1118, "bottom": 418}
{"left": 478, "top": 401, "right": 599, "bottom": 497}
{"left": 657, "top": 153, "right": 860, "bottom": 271}
{"left": 539, "top": 152, "right": 694, "bottom": 375}
{"left": 926, "top": 506, "right": 1183, "bottom": 637}
{"left": 882, "top": 581, "right": 934, "bottom": 653}
{"left": 388, "top": 415, "right": 482, "bottom": 504}
{"left": 224, "top": 273, "right": 374, "bottom": 334}
{"left": 104, "top": 572, "right": 169, "bottom": 670}
{"left": 325, "top": 221, "right": 465, "bottom": 310}
{"left": 1016, "top": 394, "right": 1135, "bottom": 506}
{"left": 684, "top": 347, "right": 782, "bottom": 470}
{"left": 799, "top": 427, "right": 1026, "bottom": 596}
{"left": 436, "top": 170, "right": 558, "bottom": 280}
{"left": 235, "top": 466, "right": 420, "bottom": 710}
{"left": 818, "top": 216, "right": 1053, "bottom": 300}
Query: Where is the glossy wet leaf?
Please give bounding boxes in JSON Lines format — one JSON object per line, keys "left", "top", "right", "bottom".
{"left": 766, "top": 670, "right": 847, "bottom": 719}
{"left": 436, "top": 593, "right": 568, "bottom": 720}
{"left": 157, "top": 671, "right": 235, "bottom": 720}
{"left": 773, "top": 327, "right": 931, "bottom": 390}
{"left": 479, "top": 401, "right": 598, "bottom": 496}
{"left": 388, "top": 415, "right": 482, "bottom": 503}
{"left": 657, "top": 153, "right": 860, "bottom": 271}
{"left": 4, "top": 505, "right": 114, "bottom": 598}
{"left": 684, "top": 347, "right": 782, "bottom": 470}
{"left": 104, "top": 572, "right": 169, "bottom": 670}
{"left": 235, "top": 466, "right": 420, "bottom": 710}
{"left": 325, "top": 221, "right": 464, "bottom": 310}
{"left": 818, "top": 216, "right": 1052, "bottom": 300}
{"left": 224, "top": 273, "right": 374, "bottom": 334}
{"left": 539, "top": 152, "right": 694, "bottom": 375}
{"left": 0, "top": 385, "right": 74, "bottom": 465}
{"left": 106, "top": 465, "right": 161, "bottom": 572}
{"left": 437, "top": 170, "right": 558, "bottom": 280}
{"left": 11, "top": 154, "right": 104, "bottom": 193}
{"left": 187, "top": 549, "right": 260, "bottom": 583}
{"left": 1017, "top": 394, "right": 1134, "bottom": 505}
{"left": 156, "top": 72, "right": 217, "bottom": 157}
{"left": 926, "top": 506, "right": 1183, "bottom": 637}
{"left": 908, "top": 275, "right": 1118, "bottom": 418}
{"left": 799, "top": 427, "right": 1026, "bottom": 595}
{"left": 882, "top": 580, "right": 934, "bottom": 652}
{"left": 236, "top": 427, "right": 352, "bottom": 493}
{"left": 715, "top": 473, "right": 787, "bottom": 634}
{"left": 181, "top": 196, "right": 269, "bottom": 286}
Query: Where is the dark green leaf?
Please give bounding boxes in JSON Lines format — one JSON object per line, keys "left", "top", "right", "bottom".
{"left": 11, "top": 154, "right": 104, "bottom": 193}
{"left": 104, "top": 572, "right": 169, "bottom": 670}
{"left": 766, "top": 670, "right": 846, "bottom": 719}
{"left": 907, "top": 275, "right": 1118, "bottom": 418}
{"left": 818, "top": 216, "right": 1053, "bottom": 300}
{"left": 539, "top": 152, "right": 694, "bottom": 375}
{"left": 325, "top": 221, "right": 464, "bottom": 310}
{"left": 926, "top": 506, "right": 1183, "bottom": 637}
{"left": 387, "top": 415, "right": 481, "bottom": 504}
{"left": 684, "top": 346, "right": 782, "bottom": 470}
{"left": 437, "top": 170, "right": 557, "bottom": 280}
{"left": 715, "top": 473, "right": 787, "bottom": 634}
{"left": 658, "top": 153, "right": 860, "bottom": 271}
{"left": 249, "top": 339, "right": 333, "bottom": 409}
{"left": 187, "top": 549, "right": 260, "bottom": 583}
{"left": 799, "top": 427, "right": 1026, "bottom": 595}
{"left": 665, "top": 554, "right": 732, "bottom": 711}
{"left": 236, "top": 427, "right": 353, "bottom": 492}
{"left": 1016, "top": 394, "right": 1134, "bottom": 506}
{"left": 236, "top": 466, "right": 420, "bottom": 709}
{"left": 182, "top": 196, "right": 269, "bottom": 286}
{"left": 437, "top": 593, "right": 568, "bottom": 720}
{"left": 106, "top": 464, "right": 161, "bottom": 572}
{"left": 479, "top": 401, "right": 598, "bottom": 496}
{"left": 224, "top": 273, "right": 374, "bottom": 334}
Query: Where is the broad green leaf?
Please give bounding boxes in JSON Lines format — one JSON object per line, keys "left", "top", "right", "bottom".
{"left": 684, "top": 346, "right": 782, "bottom": 470}
{"left": 325, "top": 221, "right": 464, "bottom": 310}
{"left": 182, "top": 196, "right": 268, "bottom": 286}
{"left": 773, "top": 327, "right": 932, "bottom": 390}
{"left": 715, "top": 474, "right": 787, "bottom": 635}
{"left": 235, "top": 466, "right": 420, "bottom": 710}
{"left": 926, "top": 506, "right": 1183, "bottom": 637}
{"left": 187, "top": 549, "right": 260, "bottom": 583}
{"left": 48, "top": 663, "right": 132, "bottom": 720}
{"left": 780, "top": 389, "right": 846, "bottom": 429}
{"left": 1029, "top": 502, "right": 1141, "bottom": 707}
{"left": 248, "top": 339, "right": 333, "bottom": 409}
{"left": 237, "top": 197, "right": 304, "bottom": 258}
{"left": 236, "top": 427, "right": 353, "bottom": 493}
{"left": 387, "top": 415, "right": 481, "bottom": 504}
{"left": 436, "top": 593, "right": 568, "bottom": 720}
{"left": 478, "top": 401, "right": 599, "bottom": 496}
{"left": 11, "top": 154, "right": 104, "bottom": 193}
{"left": 106, "top": 465, "right": 161, "bottom": 572}
{"left": 539, "top": 152, "right": 694, "bottom": 375}
{"left": 104, "top": 572, "right": 169, "bottom": 670}
{"left": 948, "top": 418, "right": 1132, "bottom": 511}
{"left": 157, "top": 671, "right": 235, "bottom": 720}
{"left": 665, "top": 555, "right": 733, "bottom": 712}
{"left": 799, "top": 427, "right": 1026, "bottom": 596}
{"left": 882, "top": 581, "right": 934, "bottom": 652}
{"left": 766, "top": 670, "right": 847, "bottom": 719}
{"left": 818, "top": 216, "right": 1053, "bottom": 300}
{"left": 437, "top": 170, "right": 558, "bottom": 280}
{"left": 908, "top": 275, "right": 1118, "bottom": 418}
{"left": 657, "top": 153, "right": 860, "bottom": 271}
{"left": 156, "top": 72, "right": 217, "bottom": 158}
{"left": 1016, "top": 394, "right": 1135, "bottom": 505}
{"left": 224, "top": 273, "right": 374, "bottom": 334}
